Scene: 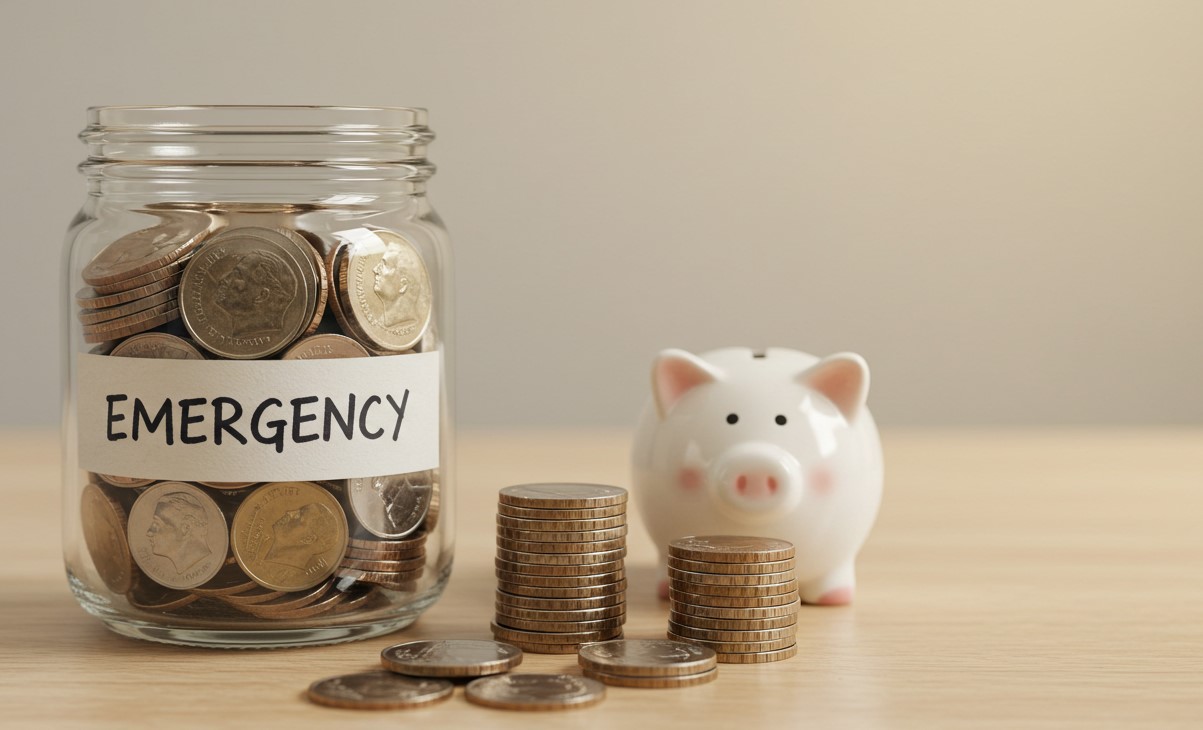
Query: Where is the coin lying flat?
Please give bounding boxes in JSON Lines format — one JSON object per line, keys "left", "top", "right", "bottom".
{"left": 495, "top": 602, "right": 627, "bottom": 623}
{"left": 669, "top": 578, "right": 799, "bottom": 598}
{"left": 90, "top": 260, "right": 188, "bottom": 295}
{"left": 496, "top": 525, "right": 627, "bottom": 544}
{"left": 280, "top": 333, "right": 370, "bottom": 360}
{"left": 348, "top": 533, "right": 428, "bottom": 551}
{"left": 669, "top": 610, "right": 798, "bottom": 631}
{"left": 81, "top": 305, "right": 180, "bottom": 343}
{"left": 668, "top": 535, "right": 795, "bottom": 563}
{"left": 666, "top": 632, "right": 796, "bottom": 654}
{"left": 333, "top": 229, "right": 433, "bottom": 352}
{"left": 668, "top": 620, "right": 797, "bottom": 643}
{"left": 714, "top": 644, "right": 799, "bottom": 664}
{"left": 345, "top": 545, "right": 426, "bottom": 561}
{"left": 498, "top": 484, "right": 627, "bottom": 510}
{"left": 668, "top": 556, "right": 796, "bottom": 575}
{"left": 498, "top": 580, "right": 627, "bottom": 601}
{"left": 582, "top": 667, "right": 718, "bottom": 688}
{"left": 341, "top": 555, "right": 425, "bottom": 572}
{"left": 495, "top": 547, "right": 626, "bottom": 566}
{"left": 668, "top": 589, "right": 800, "bottom": 609}
{"left": 127, "top": 482, "right": 229, "bottom": 590}
{"left": 465, "top": 674, "right": 606, "bottom": 711}
{"left": 231, "top": 482, "right": 348, "bottom": 591}
{"left": 348, "top": 471, "right": 433, "bottom": 539}
{"left": 127, "top": 580, "right": 200, "bottom": 612}
{"left": 496, "top": 590, "right": 625, "bottom": 612}
{"left": 668, "top": 566, "right": 797, "bottom": 587}
{"left": 381, "top": 639, "right": 523, "bottom": 678}
{"left": 577, "top": 639, "right": 717, "bottom": 678}
{"left": 497, "top": 514, "right": 628, "bottom": 531}
{"left": 307, "top": 670, "right": 453, "bottom": 710}
{"left": 496, "top": 568, "right": 625, "bottom": 588}
{"left": 497, "top": 615, "right": 626, "bottom": 634}
{"left": 495, "top": 557, "right": 625, "bottom": 577}
{"left": 498, "top": 536, "right": 627, "bottom": 554}
{"left": 497, "top": 502, "right": 627, "bottom": 520}
{"left": 82, "top": 211, "right": 213, "bottom": 286}
{"left": 77, "top": 286, "right": 180, "bottom": 326}
{"left": 96, "top": 473, "right": 155, "bottom": 489}
{"left": 80, "top": 483, "right": 136, "bottom": 594}
{"left": 109, "top": 333, "right": 205, "bottom": 360}
{"left": 76, "top": 274, "right": 181, "bottom": 309}
{"left": 179, "top": 227, "right": 318, "bottom": 359}
{"left": 669, "top": 597, "right": 802, "bottom": 618}
{"left": 491, "top": 622, "right": 623, "bottom": 645}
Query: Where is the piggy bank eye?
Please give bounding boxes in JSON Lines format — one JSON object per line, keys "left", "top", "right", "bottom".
{"left": 726, "top": 413, "right": 739, "bottom": 425}
{"left": 775, "top": 415, "right": 788, "bottom": 426}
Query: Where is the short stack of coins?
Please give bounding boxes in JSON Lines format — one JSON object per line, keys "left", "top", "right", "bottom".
{"left": 666, "top": 535, "right": 800, "bottom": 664}
{"left": 578, "top": 639, "right": 718, "bottom": 688}
{"left": 492, "top": 484, "right": 628, "bottom": 653}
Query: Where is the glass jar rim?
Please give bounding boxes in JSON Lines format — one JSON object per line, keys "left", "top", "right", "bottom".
{"left": 86, "top": 105, "right": 429, "bottom": 132}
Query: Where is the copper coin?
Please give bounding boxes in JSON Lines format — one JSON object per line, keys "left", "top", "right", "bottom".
{"left": 578, "top": 639, "right": 717, "bottom": 678}
{"left": 714, "top": 644, "right": 799, "bottom": 664}
{"left": 109, "top": 333, "right": 205, "bottom": 360}
{"left": 669, "top": 598, "right": 802, "bottom": 619}
{"left": 668, "top": 535, "right": 795, "bottom": 563}
{"left": 494, "top": 615, "right": 625, "bottom": 634}
{"left": 83, "top": 212, "right": 212, "bottom": 286}
{"left": 195, "top": 481, "right": 258, "bottom": 490}
{"left": 497, "top": 502, "right": 627, "bottom": 520}
{"left": 495, "top": 557, "right": 624, "bottom": 577}
{"left": 669, "top": 588, "right": 800, "bottom": 608}
{"left": 307, "top": 670, "right": 453, "bottom": 710}
{"left": 299, "top": 234, "right": 328, "bottom": 337}
{"left": 215, "top": 586, "right": 287, "bottom": 606}
{"left": 127, "top": 580, "right": 200, "bottom": 612}
{"left": 465, "top": 674, "right": 606, "bottom": 711}
{"left": 235, "top": 580, "right": 334, "bottom": 616}
{"left": 340, "top": 555, "right": 426, "bottom": 572}
{"left": 96, "top": 474, "right": 155, "bottom": 489}
{"left": 497, "top": 525, "right": 627, "bottom": 543}
{"left": 80, "top": 482, "right": 136, "bottom": 594}
{"left": 667, "top": 620, "right": 797, "bottom": 643}
{"left": 231, "top": 482, "right": 348, "bottom": 591}
{"left": 347, "top": 533, "right": 428, "bottom": 551}
{"left": 381, "top": 639, "right": 523, "bottom": 678}
{"left": 81, "top": 307, "right": 180, "bottom": 343}
{"left": 496, "top": 640, "right": 597, "bottom": 655}
{"left": 496, "top": 547, "right": 625, "bottom": 566}
{"left": 247, "top": 589, "right": 351, "bottom": 620}
{"left": 668, "top": 566, "right": 797, "bottom": 587}
{"left": 669, "top": 610, "right": 798, "bottom": 631}
{"left": 497, "top": 579, "right": 627, "bottom": 600}
{"left": 77, "top": 287, "right": 180, "bottom": 325}
{"left": 344, "top": 546, "right": 425, "bottom": 561}
{"left": 668, "top": 555, "right": 796, "bottom": 575}
{"left": 498, "top": 483, "right": 627, "bottom": 510}
{"left": 497, "top": 513, "right": 627, "bottom": 531}
{"left": 90, "top": 260, "right": 188, "bottom": 296}
{"left": 280, "top": 333, "right": 370, "bottom": 360}
{"left": 582, "top": 667, "right": 718, "bottom": 688}
{"left": 127, "top": 482, "right": 229, "bottom": 590}
{"left": 497, "top": 536, "right": 626, "bottom": 555}
{"left": 496, "top": 590, "right": 625, "bottom": 611}
{"left": 669, "top": 579, "right": 799, "bottom": 598}
{"left": 495, "top": 602, "right": 626, "bottom": 623}
{"left": 490, "top": 622, "right": 623, "bottom": 645}
{"left": 665, "top": 632, "right": 796, "bottom": 653}
{"left": 496, "top": 568, "right": 625, "bottom": 588}
{"left": 336, "top": 568, "right": 423, "bottom": 588}
{"left": 76, "top": 273, "right": 181, "bottom": 309}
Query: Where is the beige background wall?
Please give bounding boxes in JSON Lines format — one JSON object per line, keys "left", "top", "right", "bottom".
{"left": 1, "top": 1, "right": 1200, "bottom": 428}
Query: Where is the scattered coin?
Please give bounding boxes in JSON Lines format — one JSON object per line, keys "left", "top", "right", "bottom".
{"left": 577, "top": 639, "right": 718, "bottom": 678}
{"left": 307, "top": 670, "right": 453, "bottom": 710}
{"left": 581, "top": 666, "right": 718, "bottom": 689}
{"left": 465, "top": 674, "right": 606, "bottom": 711}
{"left": 231, "top": 482, "right": 348, "bottom": 591}
{"left": 127, "top": 481, "right": 229, "bottom": 590}
{"left": 380, "top": 639, "right": 523, "bottom": 678}
{"left": 668, "top": 535, "right": 795, "bottom": 563}
{"left": 80, "top": 483, "right": 136, "bottom": 594}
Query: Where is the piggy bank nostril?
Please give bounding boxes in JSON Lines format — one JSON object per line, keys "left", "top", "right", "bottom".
{"left": 768, "top": 477, "right": 778, "bottom": 493}
{"left": 736, "top": 475, "right": 748, "bottom": 492}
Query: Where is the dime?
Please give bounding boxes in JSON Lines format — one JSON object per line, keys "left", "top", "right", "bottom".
{"left": 80, "top": 482, "right": 136, "bottom": 593}
{"left": 280, "top": 333, "right": 370, "bottom": 360}
{"left": 340, "top": 555, "right": 426, "bottom": 572}
{"left": 669, "top": 598, "right": 802, "bottom": 619}
{"left": 714, "top": 644, "right": 799, "bottom": 664}
{"left": 178, "top": 227, "right": 317, "bottom": 359}
{"left": 495, "top": 603, "right": 626, "bottom": 623}
{"left": 668, "top": 535, "right": 795, "bottom": 563}
{"left": 82, "top": 211, "right": 213, "bottom": 286}
{"left": 577, "top": 639, "right": 717, "bottom": 678}
{"left": 497, "top": 502, "right": 627, "bottom": 520}
{"left": 126, "top": 482, "right": 228, "bottom": 590}
{"left": 495, "top": 615, "right": 625, "bottom": 634}
{"left": 347, "top": 471, "right": 433, "bottom": 539}
{"left": 669, "top": 611, "right": 797, "bottom": 631}
{"left": 667, "top": 620, "right": 797, "bottom": 643}
{"left": 497, "top": 513, "right": 627, "bottom": 531}
{"left": 490, "top": 622, "right": 623, "bottom": 645}
{"left": 77, "top": 287, "right": 180, "bottom": 325}
{"left": 496, "top": 590, "right": 625, "bottom": 611}
{"left": 668, "top": 556, "right": 796, "bottom": 575}
{"left": 76, "top": 274, "right": 181, "bottom": 309}
{"left": 668, "top": 566, "right": 796, "bottom": 587}
{"left": 496, "top": 525, "right": 627, "bottom": 543}
{"left": 495, "top": 569, "right": 625, "bottom": 588}
{"left": 498, "top": 483, "right": 627, "bottom": 510}
{"left": 581, "top": 666, "right": 717, "bottom": 688}
{"left": 496, "top": 547, "right": 625, "bottom": 566}
{"left": 666, "top": 632, "right": 796, "bottom": 653}
{"left": 465, "top": 674, "right": 606, "bottom": 711}
{"left": 495, "top": 557, "right": 624, "bottom": 577}
{"left": 334, "top": 229, "right": 433, "bottom": 352}
{"left": 497, "top": 580, "right": 627, "bottom": 600}
{"left": 231, "top": 482, "right": 348, "bottom": 591}
{"left": 109, "top": 333, "right": 205, "bottom": 360}
{"left": 497, "top": 536, "right": 626, "bottom": 554}
{"left": 96, "top": 474, "right": 155, "bottom": 488}
{"left": 668, "top": 579, "right": 798, "bottom": 598}
{"left": 669, "top": 589, "right": 800, "bottom": 609}
{"left": 381, "top": 639, "right": 523, "bottom": 678}
{"left": 307, "top": 670, "right": 453, "bottom": 710}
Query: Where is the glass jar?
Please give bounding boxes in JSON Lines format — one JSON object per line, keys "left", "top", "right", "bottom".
{"left": 61, "top": 106, "right": 455, "bottom": 648}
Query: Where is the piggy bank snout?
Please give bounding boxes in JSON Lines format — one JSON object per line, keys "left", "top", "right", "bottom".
{"left": 711, "top": 442, "right": 803, "bottom": 519}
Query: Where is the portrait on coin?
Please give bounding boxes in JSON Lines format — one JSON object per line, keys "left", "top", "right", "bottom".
{"left": 371, "top": 238, "right": 424, "bottom": 329}
{"left": 146, "top": 491, "right": 214, "bottom": 575}
{"left": 265, "top": 503, "right": 339, "bottom": 571}
{"left": 370, "top": 475, "right": 427, "bottom": 533}
{"left": 214, "top": 249, "right": 299, "bottom": 336}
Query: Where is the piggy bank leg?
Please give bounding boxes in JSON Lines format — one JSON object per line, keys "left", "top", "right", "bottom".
{"left": 798, "top": 561, "right": 855, "bottom": 606}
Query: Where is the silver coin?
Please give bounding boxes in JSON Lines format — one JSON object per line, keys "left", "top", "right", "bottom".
{"left": 381, "top": 639, "right": 522, "bottom": 677}
{"left": 577, "top": 639, "right": 717, "bottom": 678}
{"left": 465, "top": 674, "right": 606, "bottom": 711}
{"left": 348, "top": 471, "right": 433, "bottom": 539}
{"left": 127, "top": 482, "right": 228, "bottom": 590}
{"left": 307, "top": 670, "right": 453, "bottom": 710}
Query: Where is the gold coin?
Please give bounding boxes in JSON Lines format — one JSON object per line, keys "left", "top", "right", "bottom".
{"left": 496, "top": 547, "right": 626, "bottom": 566}
{"left": 496, "top": 568, "right": 625, "bottom": 588}
{"left": 96, "top": 473, "right": 155, "bottom": 489}
{"left": 77, "top": 287, "right": 180, "bottom": 325}
{"left": 76, "top": 274, "right": 181, "bottom": 309}
{"left": 340, "top": 555, "right": 425, "bottom": 572}
{"left": 669, "top": 587, "right": 800, "bottom": 608}
{"left": 90, "top": 260, "right": 188, "bottom": 296}
{"left": 231, "top": 482, "right": 348, "bottom": 591}
{"left": 465, "top": 674, "right": 606, "bottom": 711}
{"left": 669, "top": 598, "right": 801, "bottom": 619}
{"left": 298, "top": 233, "right": 329, "bottom": 337}
{"left": 497, "top": 536, "right": 626, "bottom": 554}
{"left": 495, "top": 557, "right": 623, "bottom": 577}
{"left": 381, "top": 640, "right": 523, "bottom": 678}
{"left": 127, "top": 482, "right": 228, "bottom": 590}
{"left": 668, "top": 535, "right": 795, "bottom": 563}
{"left": 669, "top": 610, "right": 797, "bottom": 631}
{"left": 498, "top": 579, "right": 626, "bottom": 600}
{"left": 215, "top": 586, "right": 287, "bottom": 606}
{"left": 335, "top": 568, "right": 423, "bottom": 589}
{"left": 307, "top": 670, "right": 453, "bottom": 710}
{"left": 578, "top": 639, "right": 717, "bottom": 678}
{"left": 82, "top": 211, "right": 213, "bottom": 286}
{"left": 714, "top": 644, "right": 798, "bottom": 664}
{"left": 668, "top": 566, "right": 796, "bottom": 587}
{"left": 665, "top": 632, "right": 796, "bottom": 654}
{"left": 497, "top": 502, "right": 627, "bottom": 520}
{"left": 496, "top": 590, "right": 625, "bottom": 611}
{"left": 108, "top": 333, "right": 205, "bottom": 360}
{"left": 498, "top": 483, "right": 627, "bottom": 510}
{"left": 490, "top": 622, "right": 623, "bottom": 645}
{"left": 348, "top": 533, "right": 428, "bottom": 551}
{"left": 495, "top": 602, "right": 626, "bottom": 623}
{"left": 668, "top": 578, "right": 798, "bottom": 598}
{"left": 345, "top": 545, "right": 425, "bottom": 561}
{"left": 80, "top": 483, "right": 136, "bottom": 594}
{"left": 497, "top": 525, "right": 627, "bottom": 543}
{"left": 495, "top": 615, "right": 625, "bottom": 634}
{"left": 497, "top": 513, "right": 627, "bottom": 532}
{"left": 280, "top": 333, "right": 370, "bottom": 360}
{"left": 668, "top": 555, "right": 796, "bottom": 575}
{"left": 494, "top": 640, "right": 596, "bottom": 655}
{"left": 127, "top": 580, "right": 200, "bottom": 612}
{"left": 668, "top": 620, "right": 797, "bottom": 643}
{"left": 81, "top": 307, "right": 180, "bottom": 343}
{"left": 582, "top": 667, "right": 718, "bottom": 688}
{"left": 179, "top": 227, "right": 317, "bottom": 359}
{"left": 334, "top": 229, "right": 432, "bottom": 352}
{"left": 347, "top": 471, "right": 433, "bottom": 539}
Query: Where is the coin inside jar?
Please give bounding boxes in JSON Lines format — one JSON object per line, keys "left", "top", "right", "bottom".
{"left": 381, "top": 639, "right": 523, "bottom": 678}
{"left": 307, "top": 670, "right": 454, "bottom": 710}
{"left": 348, "top": 472, "right": 433, "bottom": 539}
{"left": 231, "top": 482, "right": 348, "bottom": 591}
{"left": 82, "top": 211, "right": 213, "bottom": 287}
{"left": 80, "top": 483, "right": 136, "bottom": 594}
{"left": 332, "top": 229, "right": 432, "bottom": 352}
{"left": 109, "top": 333, "right": 205, "bottom": 360}
{"left": 126, "top": 482, "right": 229, "bottom": 590}
{"left": 465, "top": 674, "right": 606, "bottom": 711}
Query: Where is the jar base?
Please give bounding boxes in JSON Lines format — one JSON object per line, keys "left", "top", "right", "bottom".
{"left": 97, "top": 615, "right": 419, "bottom": 649}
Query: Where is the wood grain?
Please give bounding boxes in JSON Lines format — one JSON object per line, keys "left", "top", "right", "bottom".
{"left": 1, "top": 428, "right": 1201, "bottom": 728}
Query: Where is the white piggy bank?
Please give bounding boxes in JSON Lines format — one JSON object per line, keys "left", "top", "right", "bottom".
{"left": 632, "top": 347, "right": 883, "bottom": 605}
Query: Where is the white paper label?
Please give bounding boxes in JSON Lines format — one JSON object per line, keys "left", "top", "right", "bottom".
{"left": 77, "top": 351, "right": 440, "bottom": 482}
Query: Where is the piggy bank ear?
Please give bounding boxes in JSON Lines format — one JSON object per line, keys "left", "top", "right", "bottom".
{"left": 652, "top": 349, "right": 724, "bottom": 419}
{"left": 798, "top": 353, "right": 870, "bottom": 422}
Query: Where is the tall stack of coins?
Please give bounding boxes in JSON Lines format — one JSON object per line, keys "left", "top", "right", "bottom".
{"left": 492, "top": 484, "right": 628, "bottom": 653}
{"left": 666, "top": 536, "right": 800, "bottom": 664}
{"left": 578, "top": 639, "right": 718, "bottom": 688}
{"left": 75, "top": 207, "right": 442, "bottom": 627}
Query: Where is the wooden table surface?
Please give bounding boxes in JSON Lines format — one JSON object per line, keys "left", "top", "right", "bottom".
{"left": 1, "top": 428, "right": 1200, "bottom": 728}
